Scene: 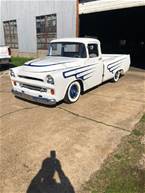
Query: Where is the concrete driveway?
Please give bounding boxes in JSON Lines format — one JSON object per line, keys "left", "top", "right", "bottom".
{"left": 0, "top": 68, "right": 145, "bottom": 193}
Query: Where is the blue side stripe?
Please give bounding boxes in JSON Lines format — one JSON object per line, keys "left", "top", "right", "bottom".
{"left": 64, "top": 67, "right": 95, "bottom": 78}
{"left": 82, "top": 76, "right": 92, "bottom": 81}
{"left": 107, "top": 58, "right": 125, "bottom": 68}
{"left": 76, "top": 71, "right": 94, "bottom": 79}
{"left": 107, "top": 60, "right": 125, "bottom": 73}
{"left": 64, "top": 63, "right": 96, "bottom": 74}
{"left": 63, "top": 63, "right": 96, "bottom": 78}
{"left": 109, "top": 65, "right": 122, "bottom": 73}
{"left": 107, "top": 62, "right": 122, "bottom": 70}
{"left": 76, "top": 68, "right": 95, "bottom": 75}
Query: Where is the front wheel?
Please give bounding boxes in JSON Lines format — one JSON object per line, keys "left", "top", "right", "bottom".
{"left": 64, "top": 81, "right": 81, "bottom": 104}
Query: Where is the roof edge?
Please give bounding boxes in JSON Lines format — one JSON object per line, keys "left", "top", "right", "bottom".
{"left": 79, "top": 0, "right": 145, "bottom": 14}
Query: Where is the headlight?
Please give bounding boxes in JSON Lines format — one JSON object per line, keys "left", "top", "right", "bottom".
{"left": 46, "top": 75, "right": 54, "bottom": 85}
{"left": 10, "top": 69, "right": 15, "bottom": 77}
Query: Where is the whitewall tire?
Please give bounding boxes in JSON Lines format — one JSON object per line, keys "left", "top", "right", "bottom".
{"left": 64, "top": 81, "right": 81, "bottom": 104}
{"left": 112, "top": 70, "right": 121, "bottom": 82}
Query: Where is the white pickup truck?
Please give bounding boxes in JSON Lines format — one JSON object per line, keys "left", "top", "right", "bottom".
{"left": 0, "top": 46, "right": 11, "bottom": 65}
{"left": 10, "top": 38, "right": 130, "bottom": 105}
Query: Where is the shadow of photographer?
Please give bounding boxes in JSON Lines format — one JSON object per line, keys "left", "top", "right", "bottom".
{"left": 27, "top": 150, "right": 75, "bottom": 193}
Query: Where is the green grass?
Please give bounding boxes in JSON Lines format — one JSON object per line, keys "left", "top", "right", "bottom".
{"left": 11, "top": 56, "right": 34, "bottom": 67}
{"left": 80, "top": 114, "right": 145, "bottom": 193}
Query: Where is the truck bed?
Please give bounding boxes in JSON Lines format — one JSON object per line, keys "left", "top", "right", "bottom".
{"left": 102, "top": 54, "right": 130, "bottom": 81}
{"left": 102, "top": 54, "right": 129, "bottom": 65}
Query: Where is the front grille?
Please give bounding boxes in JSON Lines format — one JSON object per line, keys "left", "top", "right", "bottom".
{"left": 20, "top": 83, "right": 47, "bottom": 92}
{"left": 18, "top": 75, "right": 43, "bottom": 82}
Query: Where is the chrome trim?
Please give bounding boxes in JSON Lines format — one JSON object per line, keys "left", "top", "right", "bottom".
{"left": 12, "top": 89, "right": 56, "bottom": 106}
{"left": 18, "top": 75, "right": 43, "bottom": 82}
{"left": 19, "top": 83, "right": 47, "bottom": 92}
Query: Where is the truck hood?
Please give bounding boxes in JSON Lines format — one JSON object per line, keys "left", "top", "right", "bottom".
{"left": 22, "top": 56, "right": 82, "bottom": 73}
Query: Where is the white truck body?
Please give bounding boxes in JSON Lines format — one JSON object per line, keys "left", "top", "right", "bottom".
{"left": 0, "top": 46, "right": 11, "bottom": 64}
{"left": 10, "top": 38, "right": 130, "bottom": 105}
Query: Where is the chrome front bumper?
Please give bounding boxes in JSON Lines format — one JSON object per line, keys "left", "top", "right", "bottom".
{"left": 12, "top": 89, "right": 56, "bottom": 106}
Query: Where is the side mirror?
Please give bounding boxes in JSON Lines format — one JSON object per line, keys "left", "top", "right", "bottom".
{"left": 98, "top": 57, "right": 102, "bottom": 60}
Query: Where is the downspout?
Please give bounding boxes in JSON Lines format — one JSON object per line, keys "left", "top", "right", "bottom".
{"left": 76, "top": 0, "right": 79, "bottom": 37}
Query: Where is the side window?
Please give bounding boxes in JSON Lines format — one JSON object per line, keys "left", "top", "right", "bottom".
{"left": 88, "top": 44, "right": 99, "bottom": 58}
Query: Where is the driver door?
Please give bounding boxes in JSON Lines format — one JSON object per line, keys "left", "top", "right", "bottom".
{"left": 84, "top": 43, "right": 103, "bottom": 90}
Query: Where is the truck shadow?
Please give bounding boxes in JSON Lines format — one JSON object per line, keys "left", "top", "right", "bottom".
{"left": 26, "top": 151, "right": 75, "bottom": 193}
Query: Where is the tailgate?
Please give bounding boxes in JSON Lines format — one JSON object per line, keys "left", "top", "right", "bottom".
{"left": 0, "top": 46, "right": 11, "bottom": 59}
{"left": 102, "top": 54, "right": 130, "bottom": 80}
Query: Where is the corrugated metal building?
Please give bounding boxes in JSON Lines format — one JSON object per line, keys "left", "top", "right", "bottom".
{"left": 0, "top": 0, "right": 77, "bottom": 57}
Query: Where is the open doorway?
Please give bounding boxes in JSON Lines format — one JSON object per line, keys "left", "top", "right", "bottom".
{"left": 80, "top": 6, "right": 145, "bottom": 69}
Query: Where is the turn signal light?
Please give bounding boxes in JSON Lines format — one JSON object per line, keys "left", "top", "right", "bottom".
{"left": 13, "top": 81, "right": 17, "bottom": 86}
{"left": 50, "top": 89, "right": 55, "bottom": 95}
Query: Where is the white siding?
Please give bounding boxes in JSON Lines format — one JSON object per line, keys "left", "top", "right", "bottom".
{"left": 79, "top": 0, "right": 145, "bottom": 14}
{"left": 0, "top": 0, "right": 77, "bottom": 53}
{"left": 0, "top": 0, "right": 5, "bottom": 45}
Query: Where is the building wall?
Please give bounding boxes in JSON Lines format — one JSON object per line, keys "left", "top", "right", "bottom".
{"left": 0, "top": 0, "right": 77, "bottom": 56}
{"left": 0, "top": 1, "right": 5, "bottom": 45}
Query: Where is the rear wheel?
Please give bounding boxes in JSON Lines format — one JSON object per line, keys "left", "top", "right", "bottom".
{"left": 112, "top": 70, "right": 121, "bottom": 82}
{"left": 64, "top": 81, "right": 81, "bottom": 104}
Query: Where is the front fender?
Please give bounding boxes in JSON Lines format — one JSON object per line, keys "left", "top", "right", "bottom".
{"left": 54, "top": 72, "right": 77, "bottom": 102}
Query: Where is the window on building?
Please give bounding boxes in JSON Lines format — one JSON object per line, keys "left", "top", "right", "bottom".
{"left": 3, "top": 20, "right": 18, "bottom": 49}
{"left": 36, "top": 14, "right": 57, "bottom": 50}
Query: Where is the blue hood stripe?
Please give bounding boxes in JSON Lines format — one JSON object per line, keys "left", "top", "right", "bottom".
{"left": 24, "top": 61, "right": 75, "bottom": 67}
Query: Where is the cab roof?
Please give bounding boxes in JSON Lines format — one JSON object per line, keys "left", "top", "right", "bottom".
{"left": 51, "top": 37, "right": 100, "bottom": 44}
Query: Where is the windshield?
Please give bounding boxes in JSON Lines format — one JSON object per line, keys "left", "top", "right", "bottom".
{"left": 48, "top": 42, "right": 87, "bottom": 58}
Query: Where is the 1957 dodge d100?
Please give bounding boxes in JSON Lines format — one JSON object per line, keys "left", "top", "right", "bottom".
{"left": 10, "top": 38, "right": 130, "bottom": 105}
